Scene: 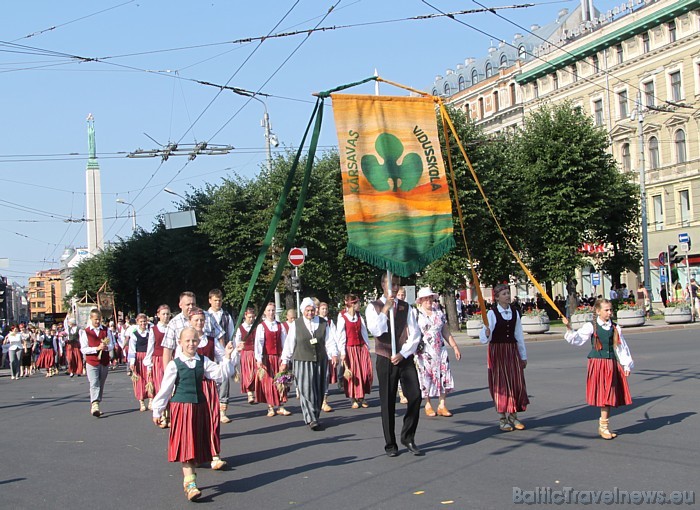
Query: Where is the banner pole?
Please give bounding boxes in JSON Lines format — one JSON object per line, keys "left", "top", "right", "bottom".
{"left": 387, "top": 270, "right": 397, "bottom": 357}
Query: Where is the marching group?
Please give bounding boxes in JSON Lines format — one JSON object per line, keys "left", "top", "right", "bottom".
{"left": 2, "top": 277, "right": 634, "bottom": 502}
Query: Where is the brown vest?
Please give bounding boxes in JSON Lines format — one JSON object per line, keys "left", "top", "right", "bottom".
{"left": 372, "top": 299, "right": 409, "bottom": 359}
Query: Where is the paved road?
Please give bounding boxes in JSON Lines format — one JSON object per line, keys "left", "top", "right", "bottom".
{"left": 1, "top": 325, "right": 698, "bottom": 509}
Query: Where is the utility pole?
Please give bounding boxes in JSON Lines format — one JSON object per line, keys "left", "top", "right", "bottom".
{"left": 635, "top": 91, "right": 652, "bottom": 301}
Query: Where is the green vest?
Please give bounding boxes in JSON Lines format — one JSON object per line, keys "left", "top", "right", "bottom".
{"left": 292, "top": 318, "right": 327, "bottom": 362}
{"left": 587, "top": 322, "right": 617, "bottom": 361}
{"left": 170, "top": 357, "right": 206, "bottom": 404}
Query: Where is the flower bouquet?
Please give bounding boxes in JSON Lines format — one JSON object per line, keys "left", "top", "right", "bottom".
{"left": 274, "top": 369, "right": 294, "bottom": 399}
{"left": 256, "top": 366, "right": 267, "bottom": 382}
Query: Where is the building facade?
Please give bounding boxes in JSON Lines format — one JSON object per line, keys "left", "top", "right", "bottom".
{"left": 28, "top": 269, "right": 65, "bottom": 323}
{"left": 432, "top": 0, "right": 700, "bottom": 298}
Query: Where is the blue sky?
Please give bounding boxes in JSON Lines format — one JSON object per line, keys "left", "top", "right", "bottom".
{"left": 0, "top": 0, "right": 623, "bottom": 285}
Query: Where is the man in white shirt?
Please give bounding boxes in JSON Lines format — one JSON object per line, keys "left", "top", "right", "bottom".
{"left": 207, "top": 288, "right": 235, "bottom": 424}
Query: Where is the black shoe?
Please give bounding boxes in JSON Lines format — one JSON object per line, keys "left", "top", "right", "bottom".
{"left": 385, "top": 447, "right": 399, "bottom": 457}
{"left": 402, "top": 441, "right": 424, "bottom": 456}
{"left": 309, "top": 421, "right": 320, "bottom": 431}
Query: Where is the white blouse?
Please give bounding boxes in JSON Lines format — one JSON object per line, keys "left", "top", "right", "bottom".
{"left": 564, "top": 318, "right": 634, "bottom": 371}
{"left": 479, "top": 304, "right": 527, "bottom": 360}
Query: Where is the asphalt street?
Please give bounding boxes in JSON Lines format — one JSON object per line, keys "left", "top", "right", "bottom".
{"left": 1, "top": 325, "right": 698, "bottom": 510}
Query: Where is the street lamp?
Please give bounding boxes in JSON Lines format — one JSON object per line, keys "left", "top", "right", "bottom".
{"left": 631, "top": 92, "right": 651, "bottom": 300}
{"left": 116, "top": 198, "right": 136, "bottom": 231}
{"left": 163, "top": 187, "right": 186, "bottom": 200}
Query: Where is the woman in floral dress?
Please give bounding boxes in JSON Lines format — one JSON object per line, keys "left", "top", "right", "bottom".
{"left": 414, "top": 287, "right": 461, "bottom": 417}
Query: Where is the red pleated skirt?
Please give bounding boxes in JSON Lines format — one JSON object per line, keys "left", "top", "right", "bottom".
{"left": 132, "top": 351, "right": 150, "bottom": 400}
{"left": 202, "top": 378, "right": 221, "bottom": 457}
{"left": 112, "top": 343, "right": 124, "bottom": 363}
{"left": 240, "top": 350, "right": 256, "bottom": 393}
{"left": 36, "top": 348, "right": 55, "bottom": 369}
{"left": 328, "top": 358, "right": 338, "bottom": 385}
{"left": 168, "top": 401, "right": 213, "bottom": 464}
{"left": 586, "top": 358, "right": 632, "bottom": 408}
{"left": 65, "top": 342, "right": 84, "bottom": 375}
{"left": 487, "top": 342, "right": 529, "bottom": 414}
{"left": 255, "top": 354, "right": 286, "bottom": 406}
{"left": 151, "top": 355, "right": 164, "bottom": 396}
{"left": 344, "top": 344, "right": 373, "bottom": 399}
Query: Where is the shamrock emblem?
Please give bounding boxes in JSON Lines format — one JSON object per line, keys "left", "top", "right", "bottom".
{"left": 361, "top": 133, "right": 423, "bottom": 192}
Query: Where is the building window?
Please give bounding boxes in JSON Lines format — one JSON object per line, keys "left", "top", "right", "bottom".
{"left": 472, "top": 69, "right": 479, "bottom": 85}
{"left": 641, "top": 32, "right": 650, "bottom": 53}
{"left": 668, "top": 21, "right": 676, "bottom": 43}
{"left": 533, "top": 81, "right": 539, "bottom": 99}
{"left": 593, "top": 99, "right": 603, "bottom": 126}
{"left": 518, "top": 45, "right": 526, "bottom": 60}
{"left": 571, "top": 64, "right": 578, "bottom": 82}
{"left": 493, "top": 91, "right": 499, "bottom": 113}
{"left": 648, "top": 136, "right": 660, "bottom": 169}
{"left": 444, "top": 83, "right": 451, "bottom": 96}
{"left": 621, "top": 143, "right": 631, "bottom": 172}
{"left": 617, "top": 90, "right": 628, "bottom": 119}
{"left": 485, "top": 63, "right": 493, "bottom": 78}
{"left": 509, "top": 83, "right": 516, "bottom": 105}
{"left": 679, "top": 189, "right": 690, "bottom": 226}
{"left": 675, "top": 129, "right": 687, "bottom": 163}
{"left": 500, "top": 54, "right": 508, "bottom": 67}
{"left": 615, "top": 44, "right": 623, "bottom": 64}
{"left": 432, "top": 89, "right": 438, "bottom": 96}
{"left": 478, "top": 97, "right": 485, "bottom": 118}
{"left": 591, "top": 54, "right": 599, "bottom": 73}
{"left": 458, "top": 76, "right": 465, "bottom": 91}
{"left": 653, "top": 194, "right": 664, "bottom": 230}
{"left": 552, "top": 73, "right": 559, "bottom": 90}
{"left": 643, "top": 81, "right": 655, "bottom": 107}
{"left": 669, "top": 71, "right": 682, "bottom": 101}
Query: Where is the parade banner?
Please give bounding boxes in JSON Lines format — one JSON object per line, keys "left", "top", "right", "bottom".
{"left": 331, "top": 94, "right": 454, "bottom": 276}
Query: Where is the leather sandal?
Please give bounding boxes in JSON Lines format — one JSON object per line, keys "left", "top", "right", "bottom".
{"left": 424, "top": 402, "right": 437, "bottom": 417}
{"left": 436, "top": 405, "right": 453, "bottom": 417}
{"left": 361, "top": 399, "right": 369, "bottom": 408}
{"left": 276, "top": 407, "right": 292, "bottom": 416}
{"left": 183, "top": 476, "right": 201, "bottom": 501}
{"left": 499, "top": 417, "right": 514, "bottom": 431}
{"left": 509, "top": 413, "right": 525, "bottom": 430}
{"left": 598, "top": 418, "right": 616, "bottom": 440}
{"left": 266, "top": 407, "right": 275, "bottom": 417}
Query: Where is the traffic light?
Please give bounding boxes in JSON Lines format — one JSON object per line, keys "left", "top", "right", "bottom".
{"left": 668, "top": 245, "right": 683, "bottom": 265}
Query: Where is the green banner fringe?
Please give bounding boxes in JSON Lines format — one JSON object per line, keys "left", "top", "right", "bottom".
{"left": 346, "top": 236, "right": 456, "bottom": 277}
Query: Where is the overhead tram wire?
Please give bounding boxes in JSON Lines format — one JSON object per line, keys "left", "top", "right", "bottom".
{"left": 469, "top": 0, "right": 689, "bottom": 111}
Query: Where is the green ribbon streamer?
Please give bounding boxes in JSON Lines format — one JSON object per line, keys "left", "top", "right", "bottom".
{"left": 316, "top": 76, "right": 377, "bottom": 98}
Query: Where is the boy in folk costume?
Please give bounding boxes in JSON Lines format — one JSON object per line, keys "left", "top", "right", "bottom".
{"left": 255, "top": 302, "right": 292, "bottom": 417}
{"left": 144, "top": 305, "right": 171, "bottom": 427}
{"left": 151, "top": 327, "right": 238, "bottom": 502}
{"left": 562, "top": 299, "right": 633, "bottom": 439}
{"left": 128, "top": 313, "right": 152, "bottom": 412}
{"left": 207, "top": 289, "right": 236, "bottom": 424}
{"left": 336, "top": 294, "right": 373, "bottom": 409}
{"left": 235, "top": 306, "right": 257, "bottom": 404}
{"left": 79, "top": 309, "right": 113, "bottom": 417}
{"left": 479, "top": 284, "right": 529, "bottom": 432}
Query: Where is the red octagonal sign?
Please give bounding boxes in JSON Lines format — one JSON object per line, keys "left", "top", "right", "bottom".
{"left": 288, "top": 247, "right": 305, "bottom": 267}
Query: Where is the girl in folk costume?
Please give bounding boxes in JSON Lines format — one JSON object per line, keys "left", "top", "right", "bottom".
{"left": 107, "top": 320, "right": 122, "bottom": 369}
{"left": 151, "top": 327, "right": 238, "bottom": 502}
{"left": 128, "top": 314, "right": 152, "bottom": 412}
{"left": 414, "top": 287, "right": 461, "bottom": 417}
{"left": 479, "top": 284, "right": 529, "bottom": 432}
{"left": 336, "top": 294, "right": 373, "bottom": 409}
{"left": 144, "top": 305, "right": 171, "bottom": 425}
{"left": 255, "top": 302, "right": 291, "bottom": 417}
{"left": 318, "top": 302, "right": 339, "bottom": 413}
{"left": 64, "top": 317, "right": 84, "bottom": 377}
{"left": 187, "top": 308, "right": 229, "bottom": 471}
{"left": 36, "top": 326, "right": 59, "bottom": 377}
{"left": 562, "top": 299, "right": 633, "bottom": 439}
{"left": 235, "top": 306, "right": 257, "bottom": 404}
{"left": 79, "top": 309, "right": 113, "bottom": 417}
{"left": 282, "top": 308, "right": 296, "bottom": 334}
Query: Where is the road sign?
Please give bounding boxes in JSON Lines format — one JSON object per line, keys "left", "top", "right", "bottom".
{"left": 678, "top": 232, "right": 690, "bottom": 243}
{"left": 591, "top": 272, "right": 601, "bottom": 286}
{"left": 680, "top": 242, "right": 690, "bottom": 252}
{"left": 658, "top": 251, "right": 666, "bottom": 265}
{"left": 288, "top": 247, "right": 305, "bottom": 267}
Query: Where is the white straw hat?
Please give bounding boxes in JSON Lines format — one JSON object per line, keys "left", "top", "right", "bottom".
{"left": 416, "top": 287, "right": 438, "bottom": 300}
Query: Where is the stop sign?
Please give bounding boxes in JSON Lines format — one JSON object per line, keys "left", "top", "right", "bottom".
{"left": 288, "top": 247, "right": 305, "bottom": 267}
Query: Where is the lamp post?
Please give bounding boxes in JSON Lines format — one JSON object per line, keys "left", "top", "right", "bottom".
{"left": 116, "top": 198, "right": 136, "bottom": 232}
{"left": 633, "top": 91, "right": 652, "bottom": 301}
{"left": 163, "top": 187, "right": 186, "bottom": 200}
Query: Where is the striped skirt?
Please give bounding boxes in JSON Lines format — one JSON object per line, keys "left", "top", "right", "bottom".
{"left": 328, "top": 358, "right": 338, "bottom": 385}
{"left": 586, "top": 358, "right": 632, "bottom": 408}
{"left": 294, "top": 358, "right": 327, "bottom": 425}
{"left": 487, "top": 342, "right": 529, "bottom": 414}
{"left": 239, "top": 350, "right": 256, "bottom": 394}
{"left": 168, "top": 401, "right": 213, "bottom": 464}
{"left": 131, "top": 351, "right": 150, "bottom": 400}
{"left": 202, "top": 378, "right": 221, "bottom": 456}
{"left": 36, "top": 348, "right": 55, "bottom": 369}
{"left": 344, "top": 345, "right": 373, "bottom": 399}
{"left": 65, "top": 341, "right": 84, "bottom": 375}
{"left": 255, "top": 354, "right": 286, "bottom": 406}
{"left": 151, "top": 355, "right": 165, "bottom": 396}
